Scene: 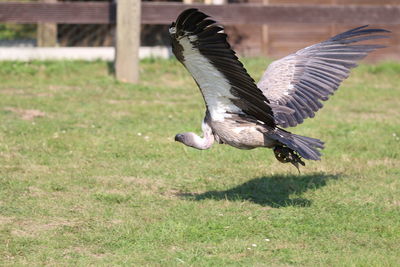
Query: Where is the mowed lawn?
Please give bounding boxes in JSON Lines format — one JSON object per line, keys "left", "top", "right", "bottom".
{"left": 0, "top": 59, "right": 399, "bottom": 266}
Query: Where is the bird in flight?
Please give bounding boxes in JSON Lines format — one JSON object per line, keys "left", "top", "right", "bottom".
{"left": 169, "top": 8, "right": 389, "bottom": 170}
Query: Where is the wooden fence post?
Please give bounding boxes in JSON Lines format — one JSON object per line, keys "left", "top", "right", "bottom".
{"left": 37, "top": 0, "right": 57, "bottom": 47}
{"left": 115, "top": 0, "right": 141, "bottom": 83}
{"left": 262, "top": 0, "right": 269, "bottom": 57}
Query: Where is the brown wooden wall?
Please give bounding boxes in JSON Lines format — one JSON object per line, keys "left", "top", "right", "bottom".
{"left": 226, "top": 0, "right": 399, "bottom": 61}
{"left": 0, "top": 1, "right": 398, "bottom": 61}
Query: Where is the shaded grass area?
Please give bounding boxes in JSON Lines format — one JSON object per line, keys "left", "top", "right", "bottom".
{"left": 0, "top": 59, "right": 399, "bottom": 265}
{"left": 181, "top": 174, "right": 339, "bottom": 207}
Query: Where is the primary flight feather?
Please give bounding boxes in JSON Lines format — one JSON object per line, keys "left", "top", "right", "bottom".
{"left": 170, "top": 8, "right": 389, "bottom": 170}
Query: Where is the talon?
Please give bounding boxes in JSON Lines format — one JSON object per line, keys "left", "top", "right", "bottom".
{"left": 274, "top": 145, "right": 305, "bottom": 172}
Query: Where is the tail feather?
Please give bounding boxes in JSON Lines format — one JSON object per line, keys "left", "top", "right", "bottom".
{"left": 271, "top": 129, "right": 324, "bottom": 160}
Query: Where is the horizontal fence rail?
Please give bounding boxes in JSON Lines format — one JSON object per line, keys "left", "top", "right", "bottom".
{"left": 0, "top": 2, "right": 114, "bottom": 24}
{"left": 1, "top": 2, "right": 400, "bottom": 25}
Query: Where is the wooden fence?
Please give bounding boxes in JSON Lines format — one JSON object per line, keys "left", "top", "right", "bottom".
{"left": 1, "top": 1, "right": 399, "bottom": 81}
{"left": 1, "top": 2, "right": 400, "bottom": 25}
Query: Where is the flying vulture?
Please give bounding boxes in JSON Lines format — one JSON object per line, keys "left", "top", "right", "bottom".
{"left": 170, "top": 8, "right": 389, "bottom": 169}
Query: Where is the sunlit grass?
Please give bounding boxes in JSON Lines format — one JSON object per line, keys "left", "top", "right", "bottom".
{"left": 0, "top": 59, "right": 399, "bottom": 265}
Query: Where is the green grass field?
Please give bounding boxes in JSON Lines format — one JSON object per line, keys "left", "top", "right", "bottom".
{"left": 0, "top": 59, "right": 399, "bottom": 266}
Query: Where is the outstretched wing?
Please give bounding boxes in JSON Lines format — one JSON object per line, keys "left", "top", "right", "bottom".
{"left": 170, "top": 8, "right": 279, "bottom": 127}
{"left": 257, "top": 26, "right": 390, "bottom": 128}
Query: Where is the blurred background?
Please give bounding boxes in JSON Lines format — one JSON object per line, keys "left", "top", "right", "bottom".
{"left": 1, "top": 0, "right": 399, "bottom": 62}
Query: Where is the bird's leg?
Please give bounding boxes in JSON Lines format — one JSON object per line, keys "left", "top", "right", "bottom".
{"left": 273, "top": 145, "right": 305, "bottom": 173}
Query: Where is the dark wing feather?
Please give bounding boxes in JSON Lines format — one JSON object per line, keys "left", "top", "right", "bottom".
{"left": 170, "top": 8, "right": 276, "bottom": 127}
{"left": 257, "top": 25, "right": 390, "bottom": 128}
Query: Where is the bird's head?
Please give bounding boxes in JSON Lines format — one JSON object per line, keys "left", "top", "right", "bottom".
{"left": 174, "top": 132, "right": 191, "bottom": 146}
{"left": 174, "top": 132, "right": 208, "bottom": 150}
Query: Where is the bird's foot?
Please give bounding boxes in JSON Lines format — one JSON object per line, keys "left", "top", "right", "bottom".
{"left": 273, "top": 145, "right": 305, "bottom": 173}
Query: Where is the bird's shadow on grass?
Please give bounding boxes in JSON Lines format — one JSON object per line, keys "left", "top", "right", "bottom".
{"left": 179, "top": 174, "right": 339, "bottom": 208}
